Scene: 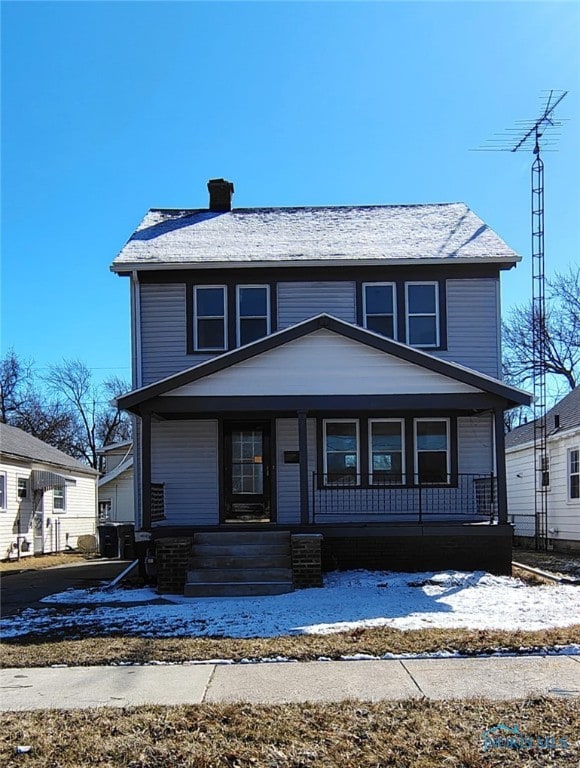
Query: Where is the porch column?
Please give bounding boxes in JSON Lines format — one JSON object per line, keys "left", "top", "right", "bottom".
{"left": 493, "top": 407, "right": 508, "bottom": 524}
{"left": 141, "top": 412, "right": 152, "bottom": 530}
{"left": 298, "top": 410, "right": 309, "bottom": 525}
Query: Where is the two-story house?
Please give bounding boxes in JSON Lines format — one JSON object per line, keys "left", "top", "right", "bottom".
{"left": 112, "top": 179, "right": 531, "bottom": 595}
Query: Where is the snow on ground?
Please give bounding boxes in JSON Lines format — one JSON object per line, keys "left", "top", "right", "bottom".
{"left": 1, "top": 570, "right": 579, "bottom": 641}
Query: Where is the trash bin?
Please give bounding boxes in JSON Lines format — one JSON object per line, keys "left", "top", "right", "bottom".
{"left": 98, "top": 523, "right": 135, "bottom": 559}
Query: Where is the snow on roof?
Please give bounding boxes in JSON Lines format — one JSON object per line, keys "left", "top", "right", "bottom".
{"left": 505, "top": 386, "right": 580, "bottom": 450}
{"left": 111, "top": 203, "right": 521, "bottom": 270}
{"left": 0, "top": 422, "right": 98, "bottom": 475}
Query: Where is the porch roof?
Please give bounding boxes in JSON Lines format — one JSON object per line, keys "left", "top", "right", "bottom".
{"left": 118, "top": 315, "right": 532, "bottom": 415}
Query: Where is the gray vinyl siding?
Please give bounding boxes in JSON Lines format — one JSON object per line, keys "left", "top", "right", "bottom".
{"left": 457, "top": 414, "right": 494, "bottom": 474}
{"left": 151, "top": 420, "right": 219, "bottom": 526}
{"left": 277, "top": 282, "right": 356, "bottom": 329}
{"left": 276, "top": 418, "right": 316, "bottom": 524}
{"left": 140, "top": 283, "right": 214, "bottom": 385}
{"left": 436, "top": 278, "right": 500, "bottom": 378}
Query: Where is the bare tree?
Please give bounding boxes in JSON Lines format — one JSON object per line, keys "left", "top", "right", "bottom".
{"left": 44, "top": 360, "right": 131, "bottom": 469}
{"left": 0, "top": 349, "right": 33, "bottom": 423}
{"left": 503, "top": 265, "right": 580, "bottom": 399}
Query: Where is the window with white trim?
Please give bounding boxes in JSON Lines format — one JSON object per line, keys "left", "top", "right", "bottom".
{"left": 236, "top": 285, "right": 270, "bottom": 346}
{"left": 323, "top": 420, "right": 360, "bottom": 485}
{"left": 362, "top": 283, "right": 397, "bottom": 339}
{"left": 414, "top": 418, "right": 450, "bottom": 483}
{"left": 53, "top": 486, "right": 66, "bottom": 512}
{"left": 0, "top": 472, "right": 6, "bottom": 510}
{"left": 569, "top": 448, "right": 579, "bottom": 500}
{"left": 193, "top": 285, "right": 227, "bottom": 351}
{"left": 406, "top": 282, "right": 439, "bottom": 347}
{"left": 369, "top": 419, "right": 405, "bottom": 484}
{"left": 17, "top": 477, "right": 28, "bottom": 499}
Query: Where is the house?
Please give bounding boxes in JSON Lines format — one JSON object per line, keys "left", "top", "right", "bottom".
{"left": 506, "top": 386, "right": 580, "bottom": 552}
{"left": 0, "top": 422, "right": 99, "bottom": 560}
{"left": 98, "top": 441, "right": 134, "bottom": 523}
{"left": 112, "top": 179, "right": 531, "bottom": 594}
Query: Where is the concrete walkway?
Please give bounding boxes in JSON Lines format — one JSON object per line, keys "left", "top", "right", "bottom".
{"left": 1, "top": 656, "right": 579, "bottom": 710}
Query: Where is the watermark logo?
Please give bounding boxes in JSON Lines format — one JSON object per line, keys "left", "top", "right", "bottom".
{"left": 482, "top": 723, "right": 569, "bottom": 752}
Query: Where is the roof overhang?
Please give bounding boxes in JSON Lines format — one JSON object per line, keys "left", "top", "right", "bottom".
{"left": 117, "top": 314, "right": 532, "bottom": 415}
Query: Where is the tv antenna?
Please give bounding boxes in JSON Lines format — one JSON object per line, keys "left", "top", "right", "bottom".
{"left": 476, "top": 89, "right": 568, "bottom": 551}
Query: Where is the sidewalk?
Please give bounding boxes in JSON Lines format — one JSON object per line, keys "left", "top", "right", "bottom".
{"left": 1, "top": 655, "right": 579, "bottom": 710}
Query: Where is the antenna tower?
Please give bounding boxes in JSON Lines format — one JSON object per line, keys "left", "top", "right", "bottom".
{"left": 476, "top": 90, "right": 567, "bottom": 551}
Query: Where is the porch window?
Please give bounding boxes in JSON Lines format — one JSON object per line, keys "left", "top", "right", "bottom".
{"left": 362, "top": 283, "right": 396, "bottom": 339}
{"left": 237, "top": 286, "right": 270, "bottom": 346}
{"left": 369, "top": 419, "right": 405, "bottom": 484}
{"left": 569, "top": 448, "right": 580, "bottom": 500}
{"left": 323, "top": 420, "right": 359, "bottom": 485}
{"left": 193, "top": 286, "right": 227, "bottom": 351}
{"left": 406, "top": 282, "right": 439, "bottom": 347}
{"left": 414, "top": 418, "right": 450, "bottom": 484}
{"left": 53, "top": 486, "right": 66, "bottom": 512}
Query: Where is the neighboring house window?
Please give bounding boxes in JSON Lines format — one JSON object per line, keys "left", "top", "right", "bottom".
{"left": 323, "top": 419, "right": 359, "bottom": 485}
{"left": 362, "top": 283, "right": 397, "bottom": 339}
{"left": 369, "top": 419, "right": 405, "bottom": 484}
{"left": 405, "top": 282, "right": 439, "bottom": 347}
{"left": 193, "top": 285, "right": 227, "bottom": 351}
{"left": 99, "top": 500, "right": 112, "bottom": 521}
{"left": 17, "top": 477, "right": 29, "bottom": 499}
{"left": 53, "top": 486, "right": 66, "bottom": 512}
{"left": 569, "top": 448, "right": 580, "bottom": 500}
{"left": 414, "top": 418, "right": 450, "bottom": 483}
{"left": 237, "top": 285, "right": 270, "bottom": 346}
{"left": 0, "top": 472, "right": 6, "bottom": 510}
{"left": 541, "top": 454, "right": 550, "bottom": 488}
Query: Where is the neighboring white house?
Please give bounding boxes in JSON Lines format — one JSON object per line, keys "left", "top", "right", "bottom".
{"left": 506, "top": 387, "right": 580, "bottom": 552}
{"left": 98, "top": 441, "right": 134, "bottom": 523}
{"left": 0, "top": 422, "right": 99, "bottom": 559}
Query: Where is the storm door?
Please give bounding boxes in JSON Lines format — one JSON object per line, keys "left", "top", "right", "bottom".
{"left": 223, "top": 421, "right": 273, "bottom": 522}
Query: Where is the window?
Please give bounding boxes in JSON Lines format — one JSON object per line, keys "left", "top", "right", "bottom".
{"left": 17, "top": 477, "right": 28, "bottom": 499}
{"left": 541, "top": 454, "right": 550, "bottom": 488}
{"left": 323, "top": 420, "right": 359, "bottom": 485}
{"left": 193, "top": 286, "right": 227, "bottom": 351}
{"left": 569, "top": 448, "right": 580, "bottom": 500}
{"left": 414, "top": 418, "right": 450, "bottom": 483}
{"left": 237, "top": 285, "right": 270, "bottom": 346}
{"left": 99, "top": 500, "right": 112, "bottom": 522}
{"left": 406, "top": 282, "right": 439, "bottom": 347}
{"left": 53, "top": 486, "right": 66, "bottom": 512}
{"left": 0, "top": 472, "right": 6, "bottom": 510}
{"left": 363, "top": 283, "right": 396, "bottom": 339}
{"left": 369, "top": 419, "right": 405, "bottom": 484}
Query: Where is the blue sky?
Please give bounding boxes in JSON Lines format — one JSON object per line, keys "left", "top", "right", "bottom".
{"left": 2, "top": 1, "right": 579, "bottom": 388}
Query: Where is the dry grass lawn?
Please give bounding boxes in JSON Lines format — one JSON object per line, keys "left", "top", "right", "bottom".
{"left": 2, "top": 625, "right": 579, "bottom": 669}
{"left": 1, "top": 697, "right": 578, "bottom": 767}
{"left": 0, "top": 553, "right": 89, "bottom": 573}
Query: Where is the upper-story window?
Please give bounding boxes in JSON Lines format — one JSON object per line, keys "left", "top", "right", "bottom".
{"left": 193, "top": 286, "right": 227, "bottom": 351}
{"left": 405, "top": 282, "right": 439, "bottom": 348}
{"left": 362, "top": 283, "right": 396, "bottom": 339}
{"left": 236, "top": 286, "right": 271, "bottom": 347}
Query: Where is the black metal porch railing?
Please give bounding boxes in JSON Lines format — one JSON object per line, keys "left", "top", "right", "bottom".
{"left": 312, "top": 473, "right": 497, "bottom": 523}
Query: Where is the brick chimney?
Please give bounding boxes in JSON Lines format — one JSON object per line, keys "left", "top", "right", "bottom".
{"left": 207, "top": 178, "right": 234, "bottom": 212}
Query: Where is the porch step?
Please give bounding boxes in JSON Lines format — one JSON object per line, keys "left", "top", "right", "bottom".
{"left": 184, "top": 582, "right": 293, "bottom": 598}
{"left": 188, "top": 554, "right": 292, "bottom": 569}
{"left": 187, "top": 567, "right": 292, "bottom": 584}
{"left": 184, "top": 531, "right": 294, "bottom": 597}
{"left": 191, "top": 544, "right": 290, "bottom": 558}
{"left": 195, "top": 531, "right": 291, "bottom": 545}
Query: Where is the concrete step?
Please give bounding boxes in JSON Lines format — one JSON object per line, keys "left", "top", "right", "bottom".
{"left": 187, "top": 567, "right": 293, "bottom": 584}
{"left": 184, "top": 582, "right": 293, "bottom": 598}
{"left": 194, "top": 531, "right": 291, "bottom": 546}
{"left": 192, "top": 544, "right": 290, "bottom": 557}
{"left": 188, "top": 554, "right": 292, "bottom": 570}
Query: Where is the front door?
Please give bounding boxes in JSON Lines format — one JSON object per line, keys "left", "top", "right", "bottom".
{"left": 223, "top": 421, "right": 273, "bottom": 523}
{"left": 32, "top": 491, "right": 44, "bottom": 554}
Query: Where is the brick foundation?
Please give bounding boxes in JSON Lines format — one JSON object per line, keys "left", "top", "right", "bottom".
{"left": 291, "top": 534, "right": 323, "bottom": 588}
{"left": 155, "top": 537, "right": 193, "bottom": 593}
